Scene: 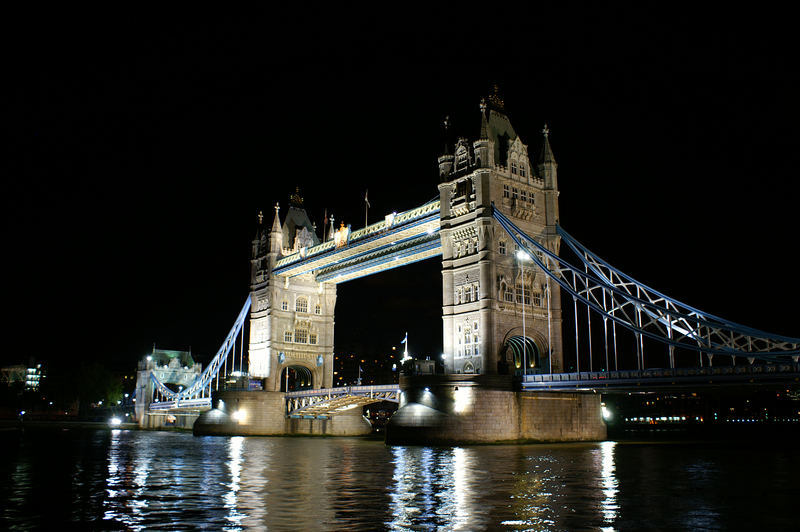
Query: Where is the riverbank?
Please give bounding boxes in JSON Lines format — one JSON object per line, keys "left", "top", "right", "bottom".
{"left": 0, "top": 419, "right": 141, "bottom": 431}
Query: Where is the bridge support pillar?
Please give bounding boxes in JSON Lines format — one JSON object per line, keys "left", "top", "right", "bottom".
{"left": 385, "top": 375, "right": 606, "bottom": 444}
{"left": 192, "top": 390, "right": 372, "bottom": 436}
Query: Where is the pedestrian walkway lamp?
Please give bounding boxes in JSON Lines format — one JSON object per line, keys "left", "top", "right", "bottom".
{"left": 516, "top": 249, "right": 531, "bottom": 377}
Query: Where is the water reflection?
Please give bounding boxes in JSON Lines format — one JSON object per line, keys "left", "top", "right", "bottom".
{"left": 5, "top": 431, "right": 798, "bottom": 530}
{"left": 225, "top": 436, "right": 245, "bottom": 528}
{"left": 388, "top": 446, "right": 482, "bottom": 531}
{"left": 599, "top": 441, "right": 619, "bottom": 527}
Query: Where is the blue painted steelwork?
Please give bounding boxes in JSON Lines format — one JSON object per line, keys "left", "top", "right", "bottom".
{"left": 315, "top": 233, "right": 441, "bottom": 283}
{"left": 522, "top": 363, "right": 800, "bottom": 391}
{"left": 492, "top": 205, "right": 800, "bottom": 361}
{"left": 149, "top": 296, "right": 251, "bottom": 409}
{"left": 273, "top": 201, "right": 440, "bottom": 280}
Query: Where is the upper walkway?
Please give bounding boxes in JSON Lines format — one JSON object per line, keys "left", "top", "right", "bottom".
{"left": 273, "top": 200, "right": 441, "bottom": 283}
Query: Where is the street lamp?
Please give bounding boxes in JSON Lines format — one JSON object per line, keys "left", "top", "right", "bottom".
{"left": 516, "top": 249, "right": 531, "bottom": 378}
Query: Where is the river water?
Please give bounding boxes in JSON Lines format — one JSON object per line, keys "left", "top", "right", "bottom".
{"left": 1, "top": 428, "right": 798, "bottom": 530}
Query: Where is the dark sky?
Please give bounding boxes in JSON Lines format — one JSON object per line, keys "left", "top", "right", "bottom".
{"left": 7, "top": 5, "right": 800, "bottom": 372}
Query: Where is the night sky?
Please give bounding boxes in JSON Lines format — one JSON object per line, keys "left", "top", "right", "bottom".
{"left": 7, "top": 5, "right": 799, "bottom": 373}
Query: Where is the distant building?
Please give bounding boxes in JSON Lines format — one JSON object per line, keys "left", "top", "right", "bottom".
{"left": 1, "top": 362, "right": 43, "bottom": 391}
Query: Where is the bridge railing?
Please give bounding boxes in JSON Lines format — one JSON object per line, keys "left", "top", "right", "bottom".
{"left": 523, "top": 363, "right": 800, "bottom": 385}
{"left": 285, "top": 384, "right": 400, "bottom": 398}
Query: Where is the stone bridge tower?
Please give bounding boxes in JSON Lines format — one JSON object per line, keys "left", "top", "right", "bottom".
{"left": 249, "top": 189, "right": 336, "bottom": 391}
{"left": 438, "top": 90, "right": 564, "bottom": 375}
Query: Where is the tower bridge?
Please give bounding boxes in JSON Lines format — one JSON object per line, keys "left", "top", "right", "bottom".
{"left": 136, "top": 89, "right": 800, "bottom": 442}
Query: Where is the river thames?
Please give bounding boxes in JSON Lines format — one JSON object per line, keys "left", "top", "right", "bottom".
{"left": 2, "top": 428, "right": 798, "bottom": 530}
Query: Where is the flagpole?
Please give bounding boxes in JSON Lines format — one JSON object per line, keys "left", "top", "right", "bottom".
{"left": 364, "top": 189, "right": 370, "bottom": 227}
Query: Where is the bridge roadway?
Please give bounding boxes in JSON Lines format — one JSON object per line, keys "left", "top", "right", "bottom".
{"left": 146, "top": 364, "right": 800, "bottom": 416}
{"left": 521, "top": 363, "right": 800, "bottom": 392}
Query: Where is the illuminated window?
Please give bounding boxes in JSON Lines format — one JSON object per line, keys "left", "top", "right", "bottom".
{"left": 284, "top": 331, "right": 293, "bottom": 342}
{"left": 295, "top": 297, "right": 308, "bottom": 313}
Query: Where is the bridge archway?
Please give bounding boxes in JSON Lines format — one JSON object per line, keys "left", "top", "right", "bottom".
{"left": 504, "top": 335, "right": 544, "bottom": 374}
{"left": 280, "top": 365, "right": 313, "bottom": 392}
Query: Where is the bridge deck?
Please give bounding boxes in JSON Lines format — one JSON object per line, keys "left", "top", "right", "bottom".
{"left": 523, "top": 364, "right": 800, "bottom": 392}
{"left": 273, "top": 201, "right": 441, "bottom": 283}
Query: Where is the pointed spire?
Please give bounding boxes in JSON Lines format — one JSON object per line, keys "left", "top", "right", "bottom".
{"left": 539, "top": 124, "right": 557, "bottom": 165}
{"left": 271, "top": 202, "right": 281, "bottom": 233}
{"left": 442, "top": 115, "right": 451, "bottom": 155}
{"left": 479, "top": 98, "right": 489, "bottom": 140}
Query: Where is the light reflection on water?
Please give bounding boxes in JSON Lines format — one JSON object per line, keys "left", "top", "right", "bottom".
{"left": 2, "top": 430, "right": 800, "bottom": 530}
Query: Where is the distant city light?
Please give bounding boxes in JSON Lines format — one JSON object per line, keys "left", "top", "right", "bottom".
{"left": 109, "top": 417, "right": 122, "bottom": 426}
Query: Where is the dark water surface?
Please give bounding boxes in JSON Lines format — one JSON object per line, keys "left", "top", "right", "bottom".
{"left": 1, "top": 428, "right": 798, "bottom": 530}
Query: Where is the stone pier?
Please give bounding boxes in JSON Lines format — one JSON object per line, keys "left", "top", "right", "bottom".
{"left": 385, "top": 375, "right": 606, "bottom": 445}
{"left": 192, "top": 390, "right": 372, "bottom": 437}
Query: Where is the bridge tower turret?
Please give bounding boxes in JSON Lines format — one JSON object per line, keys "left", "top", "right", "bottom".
{"left": 439, "top": 89, "right": 564, "bottom": 376}
{"left": 248, "top": 189, "right": 337, "bottom": 391}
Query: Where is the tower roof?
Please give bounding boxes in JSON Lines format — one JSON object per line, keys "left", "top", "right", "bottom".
{"left": 281, "top": 188, "right": 320, "bottom": 249}
{"left": 539, "top": 124, "right": 557, "bottom": 166}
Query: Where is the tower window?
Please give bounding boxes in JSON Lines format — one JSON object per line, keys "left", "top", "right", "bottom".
{"left": 504, "top": 288, "right": 514, "bottom": 302}
{"left": 295, "top": 297, "right": 308, "bottom": 313}
{"left": 520, "top": 190, "right": 527, "bottom": 203}
{"left": 499, "top": 241, "right": 506, "bottom": 255}
{"left": 314, "top": 304, "right": 321, "bottom": 315}
{"left": 309, "top": 333, "right": 317, "bottom": 345}
{"left": 295, "top": 328, "right": 308, "bottom": 343}
{"left": 284, "top": 331, "right": 293, "bottom": 343}
{"left": 520, "top": 164, "right": 526, "bottom": 177}
{"left": 512, "top": 187, "right": 518, "bottom": 200}
{"left": 503, "top": 184, "right": 510, "bottom": 198}
{"left": 511, "top": 161, "right": 518, "bottom": 175}
{"left": 281, "top": 301, "right": 288, "bottom": 311}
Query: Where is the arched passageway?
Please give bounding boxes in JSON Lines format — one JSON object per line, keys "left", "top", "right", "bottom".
{"left": 280, "top": 365, "right": 313, "bottom": 392}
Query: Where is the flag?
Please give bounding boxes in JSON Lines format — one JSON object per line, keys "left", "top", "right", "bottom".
{"left": 400, "top": 332, "right": 407, "bottom": 345}
{"left": 365, "top": 189, "right": 370, "bottom": 208}
{"left": 323, "top": 208, "right": 328, "bottom": 227}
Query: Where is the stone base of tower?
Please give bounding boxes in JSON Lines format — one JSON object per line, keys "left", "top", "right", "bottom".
{"left": 192, "top": 390, "right": 372, "bottom": 437}
{"left": 384, "top": 375, "right": 606, "bottom": 445}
